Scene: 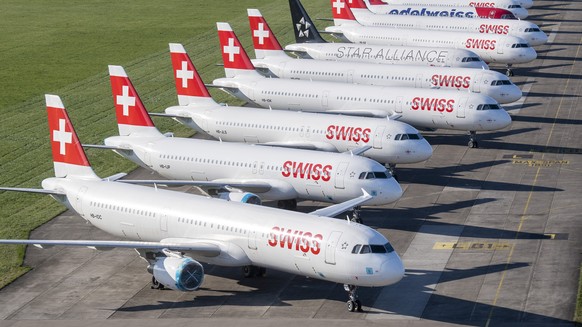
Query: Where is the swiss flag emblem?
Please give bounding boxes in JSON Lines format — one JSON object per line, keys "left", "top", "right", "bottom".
{"left": 109, "top": 70, "right": 154, "bottom": 127}
{"left": 330, "top": 0, "right": 356, "bottom": 20}
{"left": 217, "top": 23, "right": 254, "bottom": 70}
{"left": 46, "top": 99, "right": 90, "bottom": 166}
{"left": 248, "top": 15, "right": 282, "bottom": 51}
{"left": 170, "top": 49, "right": 211, "bottom": 98}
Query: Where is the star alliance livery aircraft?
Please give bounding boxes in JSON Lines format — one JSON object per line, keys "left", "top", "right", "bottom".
{"left": 0, "top": 95, "right": 404, "bottom": 312}
{"left": 212, "top": 22, "right": 511, "bottom": 148}
{"left": 162, "top": 43, "right": 433, "bottom": 177}
{"left": 285, "top": 0, "right": 489, "bottom": 69}
{"left": 248, "top": 8, "right": 522, "bottom": 104}
{"left": 92, "top": 65, "right": 403, "bottom": 214}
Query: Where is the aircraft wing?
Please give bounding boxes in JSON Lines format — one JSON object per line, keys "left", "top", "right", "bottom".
{"left": 255, "top": 141, "right": 337, "bottom": 152}
{"left": 0, "top": 187, "right": 65, "bottom": 196}
{"left": 325, "top": 109, "right": 388, "bottom": 118}
{"left": 309, "top": 190, "right": 374, "bottom": 217}
{"left": 117, "top": 179, "right": 273, "bottom": 194}
{"left": 205, "top": 84, "right": 240, "bottom": 92}
{"left": 343, "top": 145, "right": 372, "bottom": 156}
{"left": 0, "top": 239, "right": 221, "bottom": 257}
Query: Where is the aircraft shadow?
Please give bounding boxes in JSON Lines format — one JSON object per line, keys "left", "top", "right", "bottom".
{"left": 116, "top": 262, "right": 573, "bottom": 325}
{"left": 535, "top": 47, "right": 566, "bottom": 55}
{"left": 526, "top": 91, "right": 581, "bottom": 98}
{"left": 511, "top": 115, "right": 582, "bottom": 126}
{"left": 422, "top": 127, "right": 539, "bottom": 148}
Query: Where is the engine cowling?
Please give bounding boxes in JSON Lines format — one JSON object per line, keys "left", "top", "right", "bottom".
{"left": 217, "top": 192, "right": 262, "bottom": 205}
{"left": 152, "top": 257, "right": 204, "bottom": 291}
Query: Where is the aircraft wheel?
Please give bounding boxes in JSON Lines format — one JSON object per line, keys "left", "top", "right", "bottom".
{"left": 243, "top": 265, "right": 258, "bottom": 278}
{"left": 347, "top": 300, "right": 356, "bottom": 312}
{"left": 151, "top": 276, "right": 164, "bottom": 290}
{"left": 356, "top": 300, "right": 363, "bottom": 312}
{"left": 257, "top": 267, "right": 267, "bottom": 277}
{"left": 468, "top": 140, "right": 479, "bottom": 148}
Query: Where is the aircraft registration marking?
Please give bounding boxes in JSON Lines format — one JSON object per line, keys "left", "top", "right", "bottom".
{"left": 511, "top": 159, "right": 569, "bottom": 167}
{"left": 433, "top": 242, "right": 512, "bottom": 250}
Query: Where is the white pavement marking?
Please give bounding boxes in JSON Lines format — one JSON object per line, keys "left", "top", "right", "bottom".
{"left": 547, "top": 22, "right": 561, "bottom": 44}
{"left": 505, "top": 77, "right": 534, "bottom": 115}
{"left": 366, "top": 225, "right": 463, "bottom": 320}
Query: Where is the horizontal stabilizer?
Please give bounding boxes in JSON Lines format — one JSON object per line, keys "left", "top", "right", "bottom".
{"left": 0, "top": 239, "right": 221, "bottom": 257}
{"left": 0, "top": 187, "right": 65, "bottom": 196}
{"left": 103, "top": 173, "right": 127, "bottom": 182}
{"left": 82, "top": 144, "right": 131, "bottom": 151}
{"left": 315, "top": 18, "right": 333, "bottom": 21}
{"left": 118, "top": 179, "right": 272, "bottom": 194}
{"left": 310, "top": 189, "right": 373, "bottom": 218}
{"left": 148, "top": 112, "right": 185, "bottom": 118}
{"left": 205, "top": 84, "right": 240, "bottom": 92}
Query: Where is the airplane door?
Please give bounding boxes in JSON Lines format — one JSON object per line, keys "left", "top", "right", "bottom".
{"left": 160, "top": 211, "right": 168, "bottom": 232}
{"left": 456, "top": 97, "right": 468, "bottom": 118}
{"left": 395, "top": 96, "right": 403, "bottom": 113}
{"left": 322, "top": 90, "right": 329, "bottom": 108}
{"left": 415, "top": 74, "right": 423, "bottom": 88}
{"left": 191, "top": 171, "right": 207, "bottom": 181}
{"left": 334, "top": 162, "right": 349, "bottom": 189}
{"left": 497, "top": 37, "right": 505, "bottom": 54}
{"left": 75, "top": 186, "right": 88, "bottom": 216}
{"left": 244, "top": 136, "right": 259, "bottom": 144}
{"left": 248, "top": 230, "right": 257, "bottom": 250}
{"left": 473, "top": 72, "right": 483, "bottom": 93}
{"left": 373, "top": 126, "right": 385, "bottom": 149}
{"left": 249, "top": 82, "right": 256, "bottom": 101}
{"left": 305, "top": 126, "right": 311, "bottom": 138}
{"left": 325, "top": 231, "right": 343, "bottom": 265}
{"left": 347, "top": 70, "right": 354, "bottom": 83}
{"left": 259, "top": 161, "right": 265, "bottom": 175}
{"left": 252, "top": 161, "right": 258, "bottom": 174}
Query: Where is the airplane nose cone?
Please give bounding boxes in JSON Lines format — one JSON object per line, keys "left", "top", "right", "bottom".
{"left": 520, "top": 0, "right": 533, "bottom": 9}
{"left": 497, "top": 85, "right": 523, "bottom": 104}
{"left": 380, "top": 252, "right": 405, "bottom": 286}
{"left": 530, "top": 33, "right": 549, "bottom": 46}
{"left": 492, "top": 108, "right": 512, "bottom": 130}
{"left": 369, "top": 177, "right": 403, "bottom": 205}
{"left": 512, "top": 8, "right": 529, "bottom": 19}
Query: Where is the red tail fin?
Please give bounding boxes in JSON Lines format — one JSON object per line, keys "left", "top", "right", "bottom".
{"left": 347, "top": 0, "right": 368, "bottom": 9}
{"left": 247, "top": 9, "right": 285, "bottom": 59}
{"left": 331, "top": 0, "right": 357, "bottom": 23}
{"left": 367, "top": 0, "right": 386, "bottom": 5}
{"left": 108, "top": 65, "right": 160, "bottom": 136}
{"left": 216, "top": 22, "right": 257, "bottom": 78}
{"left": 169, "top": 43, "right": 213, "bottom": 106}
{"left": 45, "top": 95, "right": 98, "bottom": 179}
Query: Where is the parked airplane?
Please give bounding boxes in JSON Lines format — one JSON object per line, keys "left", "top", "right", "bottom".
{"left": 163, "top": 43, "right": 432, "bottom": 177}
{"left": 213, "top": 22, "right": 511, "bottom": 148}
{"left": 341, "top": 0, "right": 546, "bottom": 46}
{"left": 365, "top": 0, "right": 519, "bottom": 19}
{"left": 380, "top": 0, "right": 529, "bottom": 18}
{"left": 97, "top": 65, "right": 403, "bottom": 214}
{"left": 248, "top": 8, "right": 521, "bottom": 104}
{"left": 285, "top": 0, "right": 489, "bottom": 69}
{"left": 324, "top": 0, "right": 537, "bottom": 75}
{"left": 0, "top": 94, "right": 404, "bottom": 312}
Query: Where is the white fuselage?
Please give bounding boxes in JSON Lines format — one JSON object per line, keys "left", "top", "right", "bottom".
{"left": 252, "top": 54, "right": 521, "bottom": 103}
{"left": 212, "top": 74, "right": 512, "bottom": 132}
{"left": 103, "top": 135, "right": 402, "bottom": 205}
{"left": 347, "top": 9, "right": 546, "bottom": 46}
{"left": 164, "top": 104, "right": 433, "bottom": 165}
{"left": 284, "top": 43, "right": 489, "bottom": 69}
{"left": 40, "top": 176, "right": 404, "bottom": 287}
{"left": 324, "top": 24, "right": 537, "bottom": 64}
{"left": 380, "top": 0, "right": 529, "bottom": 18}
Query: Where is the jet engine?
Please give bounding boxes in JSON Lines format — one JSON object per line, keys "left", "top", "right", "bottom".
{"left": 152, "top": 256, "right": 204, "bottom": 291}
{"left": 216, "top": 192, "right": 262, "bottom": 205}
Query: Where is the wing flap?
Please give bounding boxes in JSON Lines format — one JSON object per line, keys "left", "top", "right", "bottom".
{"left": 309, "top": 190, "right": 374, "bottom": 217}
{"left": 118, "top": 179, "right": 272, "bottom": 194}
{"left": 0, "top": 187, "right": 65, "bottom": 196}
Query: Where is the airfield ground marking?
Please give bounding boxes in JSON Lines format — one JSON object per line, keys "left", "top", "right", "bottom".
{"left": 485, "top": 35, "right": 582, "bottom": 327}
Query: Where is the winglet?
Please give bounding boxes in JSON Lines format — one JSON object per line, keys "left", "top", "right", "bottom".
{"left": 108, "top": 65, "right": 161, "bottom": 137}
{"left": 45, "top": 95, "right": 99, "bottom": 179}
{"left": 217, "top": 22, "right": 258, "bottom": 78}
{"left": 288, "top": 0, "right": 327, "bottom": 44}
{"left": 169, "top": 43, "right": 216, "bottom": 106}
{"left": 247, "top": 9, "right": 286, "bottom": 59}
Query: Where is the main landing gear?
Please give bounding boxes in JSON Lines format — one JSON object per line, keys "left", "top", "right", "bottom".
{"left": 506, "top": 64, "right": 514, "bottom": 77}
{"left": 277, "top": 199, "right": 297, "bottom": 210}
{"left": 351, "top": 206, "right": 363, "bottom": 224}
{"left": 151, "top": 276, "right": 165, "bottom": 290}
{"left": 468, "top": 131, "right": 479, "bottom": 148}
{"left": 243, "top": 265, "right": 267, "bottom": 278}
{"left": 344, "top": 284, "right": 363, "bottom": 312}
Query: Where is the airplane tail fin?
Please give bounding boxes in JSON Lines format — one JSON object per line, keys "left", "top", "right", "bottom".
{"left": 288, "top": 0, "right": 327, "bottom": 44}
{"left": 45, "top": 95, "right": 99, "bottom": 179}
{"left": 169, "top": 43, "right": 217, "bottom": 106}
{"left": 247, "top": 9, "right": 286, "bottom": 59}
{"left": 366, "top": 0, "right": 386, "bottom": 5}
{"left": 330, "top": 0, "right": 359, "bottom": 26}
{"left": 108, "top": 65, "right": 163, "bottom": 137}
{"left": 217, "top": 22, "right": 261, "bottom": 78}
{"left": 348, "top": 0, "right": 370, "bottom": 10}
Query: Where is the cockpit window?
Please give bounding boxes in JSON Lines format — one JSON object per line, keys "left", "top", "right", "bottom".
{"left": 511, "top": 43, "right": 530, "bottom": 48}
{"left": 395, "top": 133, "right": 423, "bottom": 140}
{"left": 462, "top": 57, "right": 482, "bottom": 62}
{"left": 524, "top": 28, "right": 541, "bottom": 33}
{"left": 359, "top": 171, "right": 390, "bottom": 179}
{"left": 508, "top": 4, "right": 523, "bottom": 8}
{"left": 491, "top": 80, "right": 512, "bottom": 86}
{"left": 501, "top": 14, "right": 517, "bottom": 20}
{"left": 476, "top": 104, "right": 502, "bottom": 110}
{"left": 351, "top": 243, "right": 395, "bottom": 254}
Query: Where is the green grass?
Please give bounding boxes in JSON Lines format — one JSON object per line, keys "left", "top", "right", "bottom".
{"left": 577, "top": 265, "right": 582, "bottom": 324}
{"left": 0, "top": 0, "right": 330, "bottom": 289}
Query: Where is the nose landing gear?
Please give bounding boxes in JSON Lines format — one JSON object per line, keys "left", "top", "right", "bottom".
{"left": 468, "top": 131, "right": 479, "bottom": 148}
{"left": 350, "top": 206, "right": 363, "bottom": 224}
{"left": 344, "top": 284, "right": 363, "bottom": 312}
{"left": 506, "top": 64, "right": 514, "bottom": 77}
